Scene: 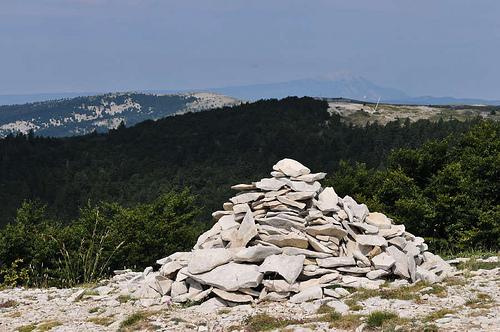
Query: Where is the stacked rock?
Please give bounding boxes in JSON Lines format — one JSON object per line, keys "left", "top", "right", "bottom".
{"left": 125, "top": 158, "right": 451, "bottom": 305}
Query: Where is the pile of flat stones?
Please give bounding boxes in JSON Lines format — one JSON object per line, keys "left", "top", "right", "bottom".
{"left": 119, "top": 158, "right": 452, "bottom": 306}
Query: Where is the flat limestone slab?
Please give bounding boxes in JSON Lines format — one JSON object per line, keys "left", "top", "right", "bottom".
{"left": 187, "top": 248, "right": 234, "bottom": 274}
{"left": 316, "top": 257, "right": 356, "bottom": 268}
{"left": 186, "top": 262, "right": 263, "bottom": 292}
{"left": 259, "top": 254, "right": 305, "bottom": 284}
{"left": 273, "top": 158, "right": 310, "bottom": 177}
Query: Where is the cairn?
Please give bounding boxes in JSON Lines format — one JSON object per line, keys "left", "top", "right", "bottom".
{"left": 114, "top": 158, "right": 451, "bottom": 305}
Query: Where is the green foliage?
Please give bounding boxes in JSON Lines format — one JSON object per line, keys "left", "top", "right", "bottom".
{"left": 326, "top": 121, "right": 500, "bottom": 252}
{"left": 366, "top": 311, "right": 398, "bottom": 328}
{"left": 0, "top": 259, "right": 30, "bottom": 287}
{"left": 0, "top": 190, "right": 201, "bottom": 287}
{"left": 0, "top": 97, "right": 479, "bottom": 228}
{"left": 244, "top": 313, "right": 305, "bottom": 332}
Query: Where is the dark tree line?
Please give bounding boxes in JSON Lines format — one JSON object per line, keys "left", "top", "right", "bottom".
{"left": 0, "top": 97, "right": 480, "bottom": 228}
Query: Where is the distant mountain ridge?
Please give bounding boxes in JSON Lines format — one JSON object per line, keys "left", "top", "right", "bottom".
{"left": 0, "top": 92, "right": 242, "bottom": 137}
{"left": 2, "top": 74, "right": 500, "bottom": 107}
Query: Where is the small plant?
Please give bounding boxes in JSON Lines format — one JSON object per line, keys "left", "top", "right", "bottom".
{"left": 16, "top": 325, "right": 37, "bottom": 332}
{"left": 171, "top": 317, "right": 186, "bottom": 324}
{"left": 121, "top": 312, "right": 146, "bottom": 327}
{"left": 6, "top": 311, "right": 22, "bottom": 318}
{"left": 88, "top": 306, "right": 100, "bottom": 313}
{"left": 466, "top": 293, "right": 494, "bottom": 308}
{"left": 328, "top": 314, "right": 363, "bottom": 330}
{"left": 422, "top": 309, "right": 454, "bottom": 323}
{"left": 118, "top": 294, "right": 132, "bottom": 303}
{"left": 218, "top": 309, "right": 230, "bottom": 315}
{"left": 244, "top": 313, "right": 305, "bottom": 332}
{"left": 0, "top": 259, "right": 30, "bottom": 287}
{"left": 38, "top": 320, "right": 63, "bottom": 331}
{"left": 0, "top": 299, "right": 18, "bottom": 308}
{"left": 366, "top": 311, "right": 398, "bottom": 328}
{"left": 181, "top": 299, "right": 203, "bottom": 307}
{"left": 87, "top": 317, "right": 114, "bottom": 326}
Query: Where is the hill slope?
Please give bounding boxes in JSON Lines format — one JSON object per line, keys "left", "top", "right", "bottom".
{"left": 0, "top": 92, "right": 242, "bottom": 137}
{"left": 0, "top": 97, "right": 480, "bottom": 228}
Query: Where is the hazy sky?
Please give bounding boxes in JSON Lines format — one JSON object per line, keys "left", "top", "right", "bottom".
{"left": 2, "top": 0, "right": 499, "bottom": 99}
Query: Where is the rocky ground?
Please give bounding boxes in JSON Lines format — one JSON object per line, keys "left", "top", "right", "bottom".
{"left": 1, "top": 256, "right": 498, "bottom": 332}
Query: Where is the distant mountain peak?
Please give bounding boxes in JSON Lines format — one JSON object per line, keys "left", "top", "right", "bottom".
{"left": 318, "top": 70, "right": 362, "bottom": 82}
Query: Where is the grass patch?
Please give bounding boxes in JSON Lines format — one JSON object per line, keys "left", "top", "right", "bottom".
{"left": 5, "top": 311, "right": 22, "bottom": 317}
{"left": 328, "top": 314, "right": 363, "bottom": 330}
{"left": 16, "top": 325, "right": 37, "bottom": 332}
{"left": 466, "top": 293, "right": 494, "bottom": 309}
{"left": 315, "top": 305, "right": 363, "bottom": 330}
{"left": 84, "top": 289, "right": 100, "bottom": 296}
{"left": 117, "top": 294, "right": 132, "bottom": 303}
{"left": 243, "top": 313, "right": 306, "bottom": 332}
{"left": 120, "top": 312, "right": 147, "bottom": 327}
{"left": 87, "top": 316, "right": 114, "bottom": 326}
{"left": 38, "top": 320, "right": 63, "bottom": 331}
{"left": 421, "top": 309, "right": 454, "bottom": 323}
{"left": 457, "top": 260, "right": 500, "bottom": 271}
{"left": 88, "top": 306, "right": 100, "bottom": 313}
{"left": 170, "top": 317, "right": 186, "bottom": 324}
{"left": 442, "top": 276, "right": 467, "bottom": 286}
{"left": 366, "top": 311, "right": 398, "bottom": 328}
{"left": 181, "top": 299, "right": 203, "bottom": 308}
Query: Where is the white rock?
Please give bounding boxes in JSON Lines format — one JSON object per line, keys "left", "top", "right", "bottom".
{"left": 259, "top": 254, "right": 305, "bottom": 284}
{"left": 230, "top": 192, "right": 265, "bottom": 205}
{"left": 212, "top": 289, "right": 253, "bottom": 303}
{"left": 415, "top": 266, "right": 441, "bottom": 283}
{"left": 262, "top": 279, "right": 299, "bottom": 293}
{"left": 316, "top": 257, "right": 356, "bottom": 268}
{"left": 356, "top": 235, "right": 388, "bottom": 247}
{"left": 186, "top": 262, "right": 263, "bottom": 291}
{"left": 282, "top": 247, "right": 331, "bottom": 258}
{"left": 229, "top": 211, "right": 258, "bottom": 248}
{"left": 155, "top": 276, "right": 173, "bottom": 295}
{"left": 366, "top": 269, "right": 390, "bottom": 280}
{"left": 273, "top": 158, "right": 311, "bottom": 177}
{"left": 343, "top": 196, "right": 369, "bottom": 222}
{"left": 292, "top": 172, "right": 327, "bottom": 182}
{"left": 194, "top": 223, "right": 221, "bottom": 249}
{"left": 285, "top": 191, "right": 316, "bottom": 200}
{"left": 378, "top": 224, "right": 405, "bottom": 238}
{"left": 289, "top": 286, "right": 323, "bottom": 303}
{"left": 365, "top": 212, "right": 392, "bottom": 229}
{"left": 371, "top": 252, "right": 396, "bottom": 270}
{"left": 259, "top": 233, "right": 309, "bottom": 249}
{"left": 233, "top": 244, "right": 283, "bottom": 263}
{"left": 305, "top": 234, "right": 333, "bottom": 254}
{"left": 277, "top": 195, "right": 306, "bottom": 209}
{"left": 386, "top": 245, "right": 410, "bottom": 279}
{"left": 218, "top": 214, "right": 239, "bottom": 230}
{"left": 170, "top": 281, "right": 188, "bottom": 297}
{"left": 257, "top": 216, "right": 305, "bottom": 231}
{"left": 305, "top": 224, "right": 347, "bottom": 239}
{"left": 350, "top": 222, "right": 379, "bottom": 234}
{"left": 316, "top": 187, "right": 339, "bottom": 212}
{"left": 326, "top": 300, "right": 350, "bottom": 314}
{"left": 256, "top": 178, "right": 286, "bottom": 191}
{"left": 282, "top": 179, "right": 322, "bottom": 193}
{"left": 187, "top": 248, "right": 234, "bottom": 274}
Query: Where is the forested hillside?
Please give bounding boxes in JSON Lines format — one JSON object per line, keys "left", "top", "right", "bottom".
{"left": 0, "top": 97, "right": 479, "bottom": 228}
{"left": 0, "top": 92, "right": 242, "bottom": 137}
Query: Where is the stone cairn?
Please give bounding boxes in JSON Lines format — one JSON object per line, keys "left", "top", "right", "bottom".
{"left": 116, "top": 158, "right": 452, "bottom": 305}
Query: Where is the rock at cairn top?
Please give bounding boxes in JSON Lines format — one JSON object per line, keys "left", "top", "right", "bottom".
{"left": 124, "top": 158, "right": 452, "bottom": 305}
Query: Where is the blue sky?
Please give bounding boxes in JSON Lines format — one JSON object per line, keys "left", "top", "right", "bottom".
{"left": 1, "top": 0, "right": 499, "bottom": 99}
